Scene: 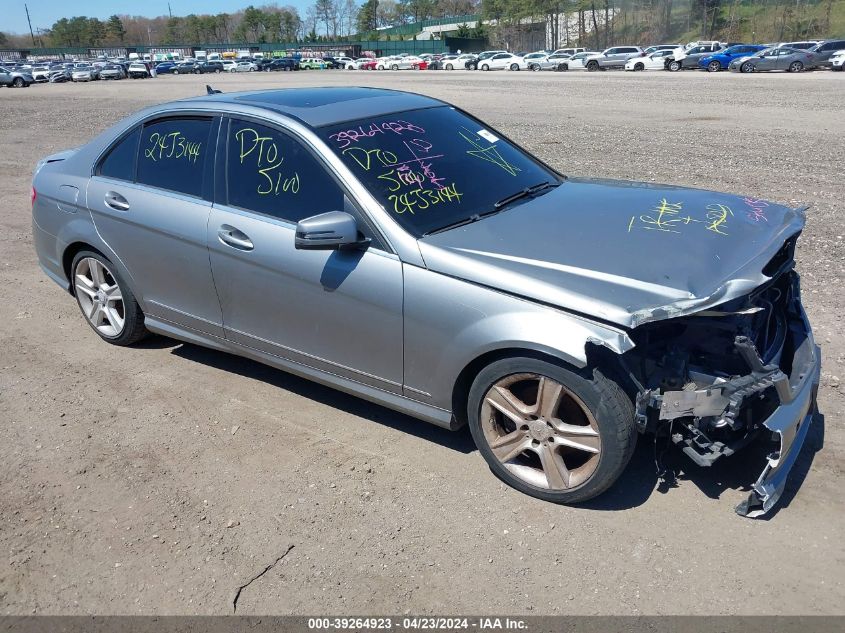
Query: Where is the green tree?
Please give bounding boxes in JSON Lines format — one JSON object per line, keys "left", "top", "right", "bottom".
{"left": 358, "top": 0, "right": 380, "bottom": 32}
{"left": 0, "top": 31, "right": 7, "bottom": 46}
{"left": 106, "top": 15, "right": 126, "bottom": 42}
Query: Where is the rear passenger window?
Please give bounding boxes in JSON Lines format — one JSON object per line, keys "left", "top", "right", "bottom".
{"left": 136, "top": 117, "right": 214, "bottom": 198}
{"left": 226, "top": 118, "right": 344, "bottom": 224}
{"left": 98, "top": 126, "right": 140, "bottom": 181}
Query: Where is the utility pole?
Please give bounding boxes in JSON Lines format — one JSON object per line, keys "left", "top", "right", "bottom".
{"left": 25, "top": 3, "right": 37, "bottom": 46}
{"left": 168, "top": 3, "right": 173, "bottom": 18}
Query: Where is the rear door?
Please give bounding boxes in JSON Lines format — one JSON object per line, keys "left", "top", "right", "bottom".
{"left": 87, "top": 115, "right": 225, "bottom": 336}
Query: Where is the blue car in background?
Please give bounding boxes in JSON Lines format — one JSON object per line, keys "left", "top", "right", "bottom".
{"left": 699, "top": 45, "right": 767, "bottom": 71}
{"left": 153, "top": 62, "right": 178, "bottom": 74}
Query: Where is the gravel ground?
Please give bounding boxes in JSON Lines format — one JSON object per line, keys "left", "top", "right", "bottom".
{"left": 0, "top": 69, "right": 843, "bottom": 615}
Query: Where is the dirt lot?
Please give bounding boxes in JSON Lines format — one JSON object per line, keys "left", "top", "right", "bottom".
{"left": 1, "top": 69, "right": 843, "bottom": 615}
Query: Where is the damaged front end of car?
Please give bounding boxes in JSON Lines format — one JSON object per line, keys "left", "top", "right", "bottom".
{"left": 618, "top": 236, "right": 820, "bottom": 517}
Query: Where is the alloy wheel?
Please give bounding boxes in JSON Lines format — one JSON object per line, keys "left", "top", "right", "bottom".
{"left": 480, "top": 373, "right": 601, "bottom": 490}
{"left": 789, "top": 61, "right": 803, "bottom": 72}
{"left": 74, "top": 257, "right": 125, "bottom": 337}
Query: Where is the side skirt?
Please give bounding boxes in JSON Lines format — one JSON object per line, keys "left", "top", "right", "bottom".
{"left": 144, "top": 316, "right": 459, "bottom": 431}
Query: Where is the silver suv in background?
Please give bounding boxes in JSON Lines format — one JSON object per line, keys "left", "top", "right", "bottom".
{"left": 584, "top": 46, "right": 644, "bottom": 70}
{"left": 0, "top": 65, "right": 34, "bottom": 87}
{"left": 809, "top": 39, "right": 845, "bottom": 66}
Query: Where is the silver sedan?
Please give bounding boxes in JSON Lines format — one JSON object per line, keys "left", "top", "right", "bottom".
{"left": 31, "top": 87, "right": 820, "bottom": 516}
{"left": 729, "top": 47, "right": 817, "bottom": 72}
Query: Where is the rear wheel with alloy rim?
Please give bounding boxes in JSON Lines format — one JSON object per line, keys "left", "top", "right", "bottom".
{"left": 481, "top": 63, "right": 490, "bottom": 71}
{"left": 72, "top": 251, "right": 147, "bottom": 346}
{"left": 788, "top": 61, "right": 803, "bottom": 72}
{"left": 446, "top": 63, "right": 453, "bottom": 70}
{"left": 510, "top": 63, "right": 519, "bottom": 71}
{"left": 468, "top": 357, "right": 636, "bottom": 504}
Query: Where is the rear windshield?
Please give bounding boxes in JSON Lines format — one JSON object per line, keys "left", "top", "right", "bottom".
{"left": 316, "top": 106, "right": 560, "bottom": 237}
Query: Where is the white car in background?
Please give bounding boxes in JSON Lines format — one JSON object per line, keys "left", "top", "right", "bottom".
{"left": 30, "top": 66, "right": 51, "bottom": 82}
{"left": 222, "top": 60, "right": 238, "bottom": 72}
{"left": 625, "top": 49, "right": 674, "bottom": 71}
{"left": 830, "top": 49, "right": 845, "bottom": 70}
{"left": 234, "top": 61, "right": 258, "bottom": 72}
{"left": 345, "top": 58, "right": 371, "bottom": 70}
{"left": 478, "top": 52, "right": 528, "bottom": 71}
{"left": 443, "top": 53, "right": 475, "bottom": 70}
{"left": 374, "top": 57, "right": 395, "bottom": 70}
{"left": 559, "top": 51, "right": 601, "bottom": 70}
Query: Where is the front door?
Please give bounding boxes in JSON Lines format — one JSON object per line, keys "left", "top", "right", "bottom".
{"left": 207, "top": 117, "right": 404, "bottom": 393}
{"left": 87, "top": 115, "right": 224, "bottom": 336}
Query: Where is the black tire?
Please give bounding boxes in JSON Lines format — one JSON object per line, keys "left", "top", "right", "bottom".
{"left": 788, "top": 61, "right": 803, "bottom": 73}
{"left": 740, "top": 62, "right": 754, "bottom": 73}
{"left": 71, "top": 250, "right": 148, "bottom": 346}
{"left": 586, "top": 60, "right": 599, "bottom": 71}
{"left": 391, "top": 64, "right": 399, "bottom": 71}
{"left": 13, "top": 77, "right": 24, "bottom": 87}
{"left": 481, "top": 63, "right": 490, "bottom": 71}
{"left": 510, "top": 63, "right": 519, "bottom": 71}
{"left": 707, "top": 60, "right": 721, "bottom": 72}
{"left": 467, "top": 357, "right": 636, "bottom": 505}
{"left": 446, "top": 63, "right": 453, "bottom": 70}
{"left": 668, "top": 60, "right": 681, "bottom": 71}
{"left": 173, "top": 70, "right": 179, "bottom": 75}
{"left": 559, "top": 63, "right": 569, "bottom": 71}
{"left": 634, "top": 63, "right": 644, "bottom": 71}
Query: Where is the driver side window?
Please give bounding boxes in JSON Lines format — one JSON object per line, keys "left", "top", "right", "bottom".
{"left": 225, "top": 118, "right": 385, "bottom": 249}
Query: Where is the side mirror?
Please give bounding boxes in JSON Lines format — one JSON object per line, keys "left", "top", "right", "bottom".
{"left": 295, "top": 211, "right": 367, "bottom": 250}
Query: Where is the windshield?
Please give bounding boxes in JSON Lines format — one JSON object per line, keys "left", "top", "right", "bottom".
{"left": 317, "top": 106, "right": 561, "bottom": 237}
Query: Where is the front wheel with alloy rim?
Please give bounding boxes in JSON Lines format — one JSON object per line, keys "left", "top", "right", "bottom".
{"left": 668, "top": 60, "right": 681, "bottom": 71}
{"left": 467, "top": 357, "right": 636, "bottom": 504}
{"left": 740, "top": 62, "right": 754, "bottom": 73}
{"left": 586, "top": 60, "right": 599, "bottom": 71}
{"left": 481, "top": 63, "right": 490, "bottom": 71}
{"left": 510, "top": 63, "right": 519, "bottom": 71}
{"left": 707, "top": 60, "right": 721, "bottom": 72}
{"left": 72, "top": 251, "right": 148, "bottom": 346}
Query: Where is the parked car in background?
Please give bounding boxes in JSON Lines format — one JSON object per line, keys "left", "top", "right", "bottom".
{"left": 325, "top": 56, "right": 352, "bottom": 69}
{"left": 642, "top": 44, "right": 682, "bottom": 55}
{"left": 699, "top": 44, "right": 766, "bottom": 71}
{"left": 71, "top": 66, "right": 97, "bottom": 82}
{"left": 386, "top": 56, "right": 427, "bottom": 70}
{"left": 779, "top": 40, "right": 820, "bottom": 50}
{"left": 830, "top": 49, "right": 845, "bottom": 70}
{"left": 529, "top": 53, "right": 573, "bottom": 71}
{"left": 266, "top": 58, "right": 299, "bottom": 71}
{"left": 808, "top": 39, "right": 845, "bottom": 67}
{"left": 154, "top": 62, "right": 178, "bottom": 74}
{"left": 199, "top": 61, "right": 225, "bottom": 74}
{"left": 300, "top": 58, "right": 327, "bottom": 69}
{"left": 584, "top": 46, "right": 644, "bottom": 70}
{"left": 729, "top": 47, "right": 816, "bottom": 73}
{"left": 551, "top": 47, "right": 585, "bottom": 56}
{"left": 0, "top": 65, "right": 34, "bottom": 87}
{"left": 30, "top": 65, "right": 51, "bottom": 82}
{"left": 48, "top": 70, "right": 71, "bottom": 83}
{"left": 558, "top": 51, "right": 601, "bottom": 70}
{"left": 523, "top": 51, "right": 549, "bottom": 66}
{"left": 477, "top": 52, "right": 528, "bottom": 71}
{"left": 99, "top": 64, "right": 126, "bottom": 80}
{"left": 667, "top": 42, "right": 725, "bottom": 70}
{"left": 625, "top": 49, "right": 674, "bottom": 71}
{"left": 234, "top": 61, "right": 258, "bottom": 72}
{"left": 439, "top": 53, "right": 473, "bottom": 70}
{"left": 466, "top": 50, "right": 507, "bottom": 70}
{"left": 222, "top": 60, "right": 238, "bottom": 72}
{"left": 127, "top": 62, "right": 152, "bottom": 79}
{"left": 172, "top": 61, "right": 200, "bottom": 75}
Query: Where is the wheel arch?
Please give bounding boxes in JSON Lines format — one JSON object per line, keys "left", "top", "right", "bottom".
{"left": 60, "top": 236, "right": 144, "bottom": 309}
{"left": 450, "top": 346, "right": 589, "bottom": 428}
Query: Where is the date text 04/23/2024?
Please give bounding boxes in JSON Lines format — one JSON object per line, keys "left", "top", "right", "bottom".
{"left": 308, "top": 617, "right": 528, "bottom": 630}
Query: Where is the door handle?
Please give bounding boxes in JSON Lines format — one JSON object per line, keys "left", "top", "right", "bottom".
{"left": 218, "top": 225, "right": 254, "bottom": 251}
{"left": 104, "top": 191, "right": 130, "bottom": 211}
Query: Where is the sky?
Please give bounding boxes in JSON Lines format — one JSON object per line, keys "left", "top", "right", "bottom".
{"left": 4, "top": 1, "right": 313, "bottom": 35}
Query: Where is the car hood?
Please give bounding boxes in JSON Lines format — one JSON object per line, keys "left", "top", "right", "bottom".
{"left": 418, "top": 178, "right": 805, "bottom": 329}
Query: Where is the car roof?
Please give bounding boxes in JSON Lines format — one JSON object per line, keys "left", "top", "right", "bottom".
{"left": 175, "top": 87, "right": 446, "bottom": 128}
